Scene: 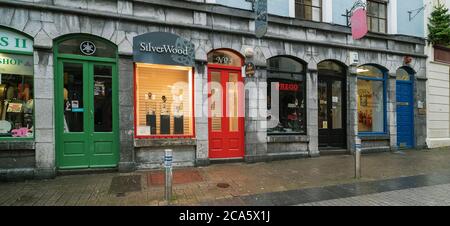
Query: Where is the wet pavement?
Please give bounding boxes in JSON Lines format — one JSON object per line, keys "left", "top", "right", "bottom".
{"left": 204, "top": 172, "right": 450, "bottom": 206}
{"left": 2, "top": 148, "right": 450, "bottom": 206}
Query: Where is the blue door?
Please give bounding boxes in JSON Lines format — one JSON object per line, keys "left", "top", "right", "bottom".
{"left": 396, "top": 69, "right": 414, "bottom": 149}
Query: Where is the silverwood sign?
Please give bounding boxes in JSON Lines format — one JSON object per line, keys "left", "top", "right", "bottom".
{"left": 133, "top": 32, "right": 195, "bottom": 66}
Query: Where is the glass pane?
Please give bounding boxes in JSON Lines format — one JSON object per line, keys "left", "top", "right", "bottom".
{"left": 379, "top": 19, "right": 386, "bottom": 33}
{"left": 312, "top": 7, "right": 321, "bottom": 21}
{"left": 379, "top": 3, "right": 386, "bottom": 18}
{"left": 371, "top": 18, "right": 379, "bottom": 32}
{"left": 267, "top": 79, "right": 305, "bottom": 134}
{"left": 58, "top": 37, "right": 116, "bottom": 58}
{"left": 397, "top": 68, "right": 411, "bottom": 81}
{"left": 357, "top": 79, "right": 384, "bottom": 132}
{"left": 331, "top": 81, "right": 342, "bottom": 129}
{"left": 312, "top": 0, "right": 321, "bottom": 7}
{"left": 93, "top": 65, "right": 112, "bottom": 132}
{"left": 305, "top": 6, "right": 313, "bottom": 20}
{"left": 318, "top": 80, "right": 328, "bottom": 129}
{"left": 228, "top": 73, "right": 239, "bottom": 132}
{"left": 63, "top": 62, "right": 84, "bottom": 133}
{"left": 211, "top": 72, "right": 222, "bottom": 132}
{"left": 296, "top": 3, "right": 305, "bottom": 19}
{"left": 268, "top": 57, "right": 304, "bottom": 73}
{"left": 207, "top": 50, "right": 242, "bottom": 67}
{"left": 135, "top": 63, "right": 193, "bottom": 136}
{"left": 0, "top": 73, "right": 34, "bottom": 138}
{"left": 357, "top": 65, "right": 384, "bottom": 78}
{"left": 318, "top": 60, "right": 345, "bottom": 74}
{"left": 369, "top": 2, "right": 378, "bottom": 17}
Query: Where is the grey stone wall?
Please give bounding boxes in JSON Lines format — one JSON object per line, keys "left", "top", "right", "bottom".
{"left": 244, "top": 69, "right": 268, "bottom": 162}
{"left": 118, "top": 57, "right": 135, "bottom": 171}
{"left": 134, "top": 139, "right": 196, "bottom": 168}
{"left": 34, "top": 49, "right": 56, "bottom": 179}
{"left": 194, "top": 63, "right": 209, "bottom": 166}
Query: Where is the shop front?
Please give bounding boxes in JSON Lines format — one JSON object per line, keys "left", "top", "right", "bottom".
{"left": 54, "top": 35, "right": 120, "bottom": 169}
{"left": 207, "top": 49, "right": 245, "bottom": 159}
{"left": 132, "top": 32, "right": 196, "bottom": 168}
{"left": 317, "top": 60, "right": 347, "bottom": 150}
{"left": 0, "top": 26, "right": 35, "bottom": 178}
{"left": 0, "top": 0, "right": 428, "bottom": 180}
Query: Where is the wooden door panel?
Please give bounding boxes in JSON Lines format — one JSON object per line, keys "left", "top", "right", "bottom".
{"left": 208, "top": 68, "right": 244, "bottom": 159}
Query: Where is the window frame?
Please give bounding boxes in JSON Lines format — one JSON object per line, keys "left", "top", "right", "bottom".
{"left": 0, "top": 26, "right": 35, "bottom": 141}
{"left": 267, "top": 56, "right": 307, "bottom": 136}
{"left": 133, "top": 63, "right": 196, "bottom": 139}
{"left": 295, "top": 0, "right": 323, "bottom": 22}
{"left": 357, "top": 65, "right": 388, "bottom": 136}
{"left": 366, "top": 0, "right": 388, "bottom": 34}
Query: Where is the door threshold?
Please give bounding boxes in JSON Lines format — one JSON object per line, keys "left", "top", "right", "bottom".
{"left": 209, "top": 157, "right": 244, "bottom": 164}
{"left": 57, "top": 167, "right": 118, "bottom": 176}
{"left": 319, "top": 148, "right": 349, "bottom": 155}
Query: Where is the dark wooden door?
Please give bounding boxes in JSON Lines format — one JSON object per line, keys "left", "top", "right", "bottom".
{"left": 318, "top": 75, "right": 347, "bottom": 148}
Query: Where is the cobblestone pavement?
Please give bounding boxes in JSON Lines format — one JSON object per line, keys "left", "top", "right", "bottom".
{"left": 298, "top": 183, "right": 450, "bottom": 206}
{"left": 2, "top": 148, "right": 450, "bottom": 206}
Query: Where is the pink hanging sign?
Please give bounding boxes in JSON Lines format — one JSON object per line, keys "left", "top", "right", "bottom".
{"left": 351, "top": 8, "right": 368, "bottom": 40}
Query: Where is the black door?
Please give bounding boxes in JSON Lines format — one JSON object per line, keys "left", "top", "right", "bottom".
{"left": 318, "top": 74, "right": 346, "bottom": 148}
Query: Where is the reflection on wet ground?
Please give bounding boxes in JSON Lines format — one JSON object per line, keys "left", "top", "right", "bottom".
{"left": 203, "top": 172, "right": 450, "bottom": 206}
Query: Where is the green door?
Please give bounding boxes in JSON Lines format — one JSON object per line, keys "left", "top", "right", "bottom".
{"left": 56, "top": 60, "right": 119, "bottom": 169}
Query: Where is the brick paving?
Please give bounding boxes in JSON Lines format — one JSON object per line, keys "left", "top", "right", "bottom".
{"left": 2, "top": 148, "right": 450, "bottom": 206}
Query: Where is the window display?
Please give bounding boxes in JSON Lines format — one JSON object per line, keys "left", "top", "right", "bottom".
{"left": 357, "top": 65, "right": 385, "bottom": 133}
{"left": 267, "top": 56, "right": 306, "bottom": 135}
{"left": 135, "top": 63, "right": 193, "bottom": 137}
{"left": 0, "top": 53, "right": 34, "bottom": 138}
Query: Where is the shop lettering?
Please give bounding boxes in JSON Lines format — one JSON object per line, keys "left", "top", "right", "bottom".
{"left": 277, "top": 83, "right": 299, "bottom": 92}
{"left": 0, "top": 57, "right": 23, "bottom": 65}
{"left": 139, "top": 42, "right": 188, "bottom": 56}
{"left": 0, "top": 36, "right": 28, "bottom": 49}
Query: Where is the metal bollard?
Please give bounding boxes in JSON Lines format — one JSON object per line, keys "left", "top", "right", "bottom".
{"left": 164, "top": 149, "right": 173, "bottom": 202}
{"left": 355, "top": 137, "right": 362, "bottom": 179}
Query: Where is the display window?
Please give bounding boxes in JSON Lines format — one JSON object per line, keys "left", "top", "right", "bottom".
{"left": 267, "top": 56, "right": 306, "bottom": 135}
{"left": 0, "top": 28, "right": 34, "bottom": 139}
{"left": 357, "top": 65, "right": 386, "bottom": 133}
{"left": 135, "top": 63, "right": 194, "bottom": 138}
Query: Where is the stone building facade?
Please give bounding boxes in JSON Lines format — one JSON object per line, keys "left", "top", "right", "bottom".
{"left": 0, "top": 0, "right": 427, "bottom": 180}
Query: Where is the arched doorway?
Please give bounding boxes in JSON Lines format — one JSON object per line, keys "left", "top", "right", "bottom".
{"left": 396, "top": 67, "right": 415, "bottom": 149}
{"left": 54, "top": 34, "right": 119, "bottom": 169}
{"left": 318, "top": 60, "right": 347, "bottom": 149}
{"left": 207, "top": 49, "right": 245, "bottom": 159}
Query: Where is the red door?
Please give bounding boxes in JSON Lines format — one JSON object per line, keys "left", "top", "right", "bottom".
{"left": 208, "top": 66, "right": 245, "bottom": 159}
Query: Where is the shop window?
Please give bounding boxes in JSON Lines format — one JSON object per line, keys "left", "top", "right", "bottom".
{"left": 267, "top": 56, "right": 306, "bottom": 135}
{"left": 357, "top": 65, "right": 386, "bottom": 133}
{"left": 135, "top": 63, "right": 193, "bottom": 137}
{"left": 367, "top": 0, "right": 387, "bottom": 33}
{"left": 0, "top": 28, "right": 34, "bottom": 139}
{"left": 295, "top": 0, "right": 322, "bottom": 22}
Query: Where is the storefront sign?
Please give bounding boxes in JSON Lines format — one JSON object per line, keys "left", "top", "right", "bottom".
{"left": 245, "top": 62, "right": 255, "bottom": 77}
{"left": 133, "top": 32, "right": 195, "bottom": 66}
{"left": 351, "top": 8, "right": 368, "bottom": 40}
{"left": 255, "top": 0, "right": 268, "bottom": 38}
{"left": 0, "top": 53, "right": 33, "bottom": 76}
{"left": 277, "top": 83, "right": 299, "bottom": 92}
{"left": 0, "top": 28, "right": 33, "bottom": 53}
